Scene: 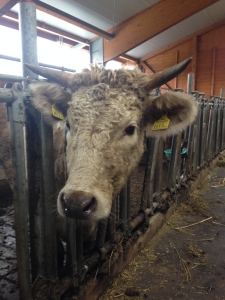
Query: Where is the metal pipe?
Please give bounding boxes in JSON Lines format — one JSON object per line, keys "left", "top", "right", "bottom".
{"left": 187, "top": 73, "right": 195, "bottom": 94}
{"left": 119, "top": 184, "right": 128, "bottom": 231}
{"left": 40, "top": 115, "right": 57, "bottom": 279}
{"left": 168, "top": 135, "right": 179, "bottom": 187}
{"left": 96, "top": 219, "right": 107, "bottom": 249}
{"left": 0, "top": 88, "right": 18, "bottom": 103}
{"left": 8, "top": 83, "right": 32, "bottom": 299}
{"left": 0, "top": 54, "right": 76, "bottom": 73}
{"left": 18, "top": 0, "right": 47, "bottom": 291}
{"left": 147, "top": 137, "right": 159, "bottom": 208}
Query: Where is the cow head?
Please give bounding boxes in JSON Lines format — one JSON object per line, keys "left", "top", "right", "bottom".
{"left": 26, "top": 58, "right": 197, "bottom": 221}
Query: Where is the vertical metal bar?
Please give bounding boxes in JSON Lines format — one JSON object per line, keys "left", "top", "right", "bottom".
{"left": 96, "top": 219, "right": 107, "bottom": 248}
{"left": 141, "top": 137, "right": 159, "bottom": 209}
{"left": 187, "top": 73, "right": 195, "bottom": 94}
{"left": 206, "top": 105, "right": 213, "bottom": 160}
{"left": 66, "top": 220, "right": 78, "bottom": 287}
{"left": 40, "top": 116, "right": 57, "bottom": 279}
{"left": 119, "top": 184, "right": 128, "bottom": 231}
{"left": 222, "top": 107, "right": 225, "bottom": 149}
{"left": 10, "top": 1, "right": 39, "bottom": 298}
{"left": 220, "top": 88, "right": 224, "bottom": 98}
{"left": 167, "top": 135, "right": 180, "bottom": 187}
{"left": 154, "top": 138, "right": 163, "bottom": 201}
{"left": 8, "top": 84, "right": 32, "bottom": 300}
{"left": 147, "top": 138, "right": 159, "bottom": 208}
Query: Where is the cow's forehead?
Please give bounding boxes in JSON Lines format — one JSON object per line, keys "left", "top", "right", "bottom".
{"left": 67, "top": 83, "right": 144, "bottom": 128}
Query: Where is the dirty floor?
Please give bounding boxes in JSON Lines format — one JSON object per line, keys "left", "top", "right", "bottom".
{"left": 100, "top": 167, "right": 225, "bottom": 300}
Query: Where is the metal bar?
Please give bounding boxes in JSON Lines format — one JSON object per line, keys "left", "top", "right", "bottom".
{"left": 96, "top": 219, "right": 107, "bottom": 249}
{"left": 0, "top": 74, "right": 28, "bottom": 82}
{"left": 19, "top": 0, "right": 48, "bottom": 287}
{"left": 187, "top": 73, "right": 195, "bottom": 94}
{"left": 154, "top": 138, "right": 163, "bottom": 201}
{"left": 0, "top": 88, "right": 17, "bottom": 103}
{"left": 66, "top": 220, "right": 78, "bottom": 287}
{"left": 0, "top": 54, "right": 76, "bottom": 73}
{"left": 168, "top": 135, "right": 179, "bottom": 187}
{"left": 147, "top": 138, "right": 159, "bottom": 208}
{"left": 141, "top": 138, "right": 152, "bottom": 210}
{"left": 40, "top": 115, "right": 58, "bottom": 279}
{"left": 206, "top": 105, "right": 213, "bottom": 160}
{"left": 8, "top": 83, "right": 32, "bottom": 299}
{"left": 119, "top": 184, "right": 128, "bottom": 231}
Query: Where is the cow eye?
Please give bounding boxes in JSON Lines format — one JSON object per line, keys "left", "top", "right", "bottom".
{"left": 125, "top": 125, "right": 136, "bottom": 136}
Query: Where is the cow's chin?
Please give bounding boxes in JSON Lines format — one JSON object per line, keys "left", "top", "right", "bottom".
{"left": 57, "top": 187, "right": 112, "bottom": 222}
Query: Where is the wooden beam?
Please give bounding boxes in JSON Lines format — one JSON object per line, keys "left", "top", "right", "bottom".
{"left": 103, "top": 0, "right": 219, "bottom": 62}
{"left": 0, "top": 0, "right": 17, "bottom": 16}
{"left": 6, "top": 11, "right": 89, "bottom": 45}
{"left": 211, "top": 48, "right": 216, "bottom": 96}
{"left": 33, "top": 0, "right": 114, "bottom": 40}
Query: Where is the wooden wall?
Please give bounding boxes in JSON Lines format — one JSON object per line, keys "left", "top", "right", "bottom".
{"left": 140, "top": 21, "right": 225, "bottom": 98}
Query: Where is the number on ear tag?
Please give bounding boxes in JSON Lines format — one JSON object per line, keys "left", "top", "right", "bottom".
{"left": 52, "top": 104, "right": 64, "bottom": 120}
{"left": 152, "top": 115, "right": 170, "bottom": 130}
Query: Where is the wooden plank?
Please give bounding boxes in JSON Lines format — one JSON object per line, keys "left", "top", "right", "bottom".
{"left": 104, "top": 0, "right": 219, "bottom": 62}
{"left": 33, "top": 0, "right": 114, "bottom": 40}
{"left": 0, "top": 0, "right": 17, "bottom": 15}
{"left": 140, "top": 13, "right": 225, "bottom": 63}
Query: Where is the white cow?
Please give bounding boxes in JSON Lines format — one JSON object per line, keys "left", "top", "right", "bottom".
{"left": 23, "top": 58, "right": 197, "bottom": 222}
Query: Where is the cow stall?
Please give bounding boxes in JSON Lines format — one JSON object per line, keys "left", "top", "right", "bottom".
{"left": 1, "top": 72, "right": 225, "bottom": 299}
{"left": 1, "top": 2, "right": 225, "bottom": 299}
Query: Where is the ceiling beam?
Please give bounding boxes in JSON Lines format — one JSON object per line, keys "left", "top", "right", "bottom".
{"left": 0, "top": 0, "right": 17, "bottom": 16}
{"left": 103, "top": 0, "right": 219, "bottom": 62}
{"left": 4, "top": 11, "right": 89, "bottom": 46}
{"left": 33, "top": 0, "right": 114, "bottom": 40}
{"left": 1, "top": 16, "right": 89, "bottom": 49}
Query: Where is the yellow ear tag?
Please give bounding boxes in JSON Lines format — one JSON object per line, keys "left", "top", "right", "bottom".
{"left": 52, "top": 104, "right": 64, "bottom": 120}
{"left": 152, "top": 114, "right": 170, "bottom": 130}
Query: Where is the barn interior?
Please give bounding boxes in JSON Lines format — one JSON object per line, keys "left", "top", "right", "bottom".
{"left": 1, "top": 0, "right": 225, "bottom": 299}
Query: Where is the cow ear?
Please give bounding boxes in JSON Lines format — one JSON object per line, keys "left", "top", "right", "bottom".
{"left": 28, "top": 82, "right": 71, "bottom": 125}
{"left": 144, "top": 91, "right": 198, "bottom": 138}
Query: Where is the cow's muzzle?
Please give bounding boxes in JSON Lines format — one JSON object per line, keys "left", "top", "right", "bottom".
{"left": 60, "top": 191, "right": 97, "bottom": 220}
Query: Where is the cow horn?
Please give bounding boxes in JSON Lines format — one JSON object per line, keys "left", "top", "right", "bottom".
{"left": 24, "top": 63, "right": 75, "bottom": 87}
{"left": 145, "top": 57, "right": 192, "bottom": 91}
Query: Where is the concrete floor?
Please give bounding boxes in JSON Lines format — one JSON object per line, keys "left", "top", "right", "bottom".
{"left": 100, "top": 167, "right": 225, "bottom": 300}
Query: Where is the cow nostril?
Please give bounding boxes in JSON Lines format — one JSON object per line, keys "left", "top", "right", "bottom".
{"left": 59, "top": 192, "right": 97, "bottom": 220}
{"left": 83, "top": 197, "right": 96, "bottom": 214}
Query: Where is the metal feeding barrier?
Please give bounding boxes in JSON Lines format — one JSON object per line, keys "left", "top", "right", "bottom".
{"left": 1, "top": 74, "right": 225, "bottom": 299}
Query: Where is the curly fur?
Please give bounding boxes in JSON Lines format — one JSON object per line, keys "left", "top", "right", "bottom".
{"left": 27, "top": 65, "right": 198, "bottom": 221}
